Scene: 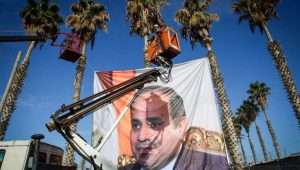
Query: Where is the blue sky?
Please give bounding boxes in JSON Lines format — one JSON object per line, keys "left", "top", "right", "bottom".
{"left": 0, "top": 0, "right": 299, "bottom": 164}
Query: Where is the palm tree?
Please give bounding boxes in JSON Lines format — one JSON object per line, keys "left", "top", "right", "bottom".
{"left": 233, "top": 115, "right": 247, "bottom": 165}
{"left": 232, "top": 0, "right": 300, "bottom": 126}
{"left": 126, "top": 0, "right": 167, "bottom": 67}
{"left": 237, "top": 104, "right": 257, "bottom": 164}
{"left": 175, "top": 1, "right": 243, "bottom": 169}
{"left": 243, "top": 99, "right": 269, "bottom": 162}
{"left": 247, "top": 81, "right": 281, "bottom": 159}
{"left": 62, "top": 0, "right": 109, "bottom": 166}
{"left": 0, "top": 0, "right": 63, "bottom": 140}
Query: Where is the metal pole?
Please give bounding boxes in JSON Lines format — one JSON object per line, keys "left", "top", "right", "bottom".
{"left": 96, "top": 93, "right": 137, "bottom": 152}
{"left": 0, "top": 35, "right": 46, "bottom": 42}
{"left": 0, "top": 51, "right": 22, "bottom": 112}
{"left": 31, "top": 134, "right": 45, "bottom": 170}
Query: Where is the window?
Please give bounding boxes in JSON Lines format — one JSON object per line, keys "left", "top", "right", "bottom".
{"left": 38, "top": 152, "right": 47, "bottom": 164}
{"left": 49, "top": 154, "right": 62, "bottom": 165}
{"left": 0, "top": 150, "right": 5, "bottom": 169}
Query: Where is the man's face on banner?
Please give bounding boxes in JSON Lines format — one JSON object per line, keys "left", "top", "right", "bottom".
{"left": 130, "top": 89, "right": 187, "bottom": 169}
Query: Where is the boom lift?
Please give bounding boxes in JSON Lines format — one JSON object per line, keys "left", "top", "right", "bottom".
{"left": 0, "top": 35, "right": 46, "bottom": 42}
{"left": 0, "top": 33, "right": 83, "bottom": 63}
{"left": 46, "top": 25, "right": 181, "bottom": 170}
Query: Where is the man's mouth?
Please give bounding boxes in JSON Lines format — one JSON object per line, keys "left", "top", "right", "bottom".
{"left": 138, "top": 147, "right": 152, "bottom": 158}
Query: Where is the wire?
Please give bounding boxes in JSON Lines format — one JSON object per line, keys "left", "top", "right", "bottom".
{"left": 0, "top": 30, "right": 26, "bottom": 33}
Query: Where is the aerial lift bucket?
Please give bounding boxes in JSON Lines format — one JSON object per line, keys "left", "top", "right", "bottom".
{"left": 146, "top": 26, "right": 181, "bottom": 65}
{"left": 51, "top": 33, "right": 83, "bottom": 63}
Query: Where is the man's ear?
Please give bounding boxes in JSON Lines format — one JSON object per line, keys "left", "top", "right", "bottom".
{"left": 175, "top": 117, "right": 188, "bottom": 131}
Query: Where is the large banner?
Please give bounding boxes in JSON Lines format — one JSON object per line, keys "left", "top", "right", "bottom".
{"left": 93, "top": 58, "right": 229, "bottom": 170}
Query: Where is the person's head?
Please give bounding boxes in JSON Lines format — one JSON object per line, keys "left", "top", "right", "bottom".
{"left": 130, "top": 85, "right": 188, "bottom": 169}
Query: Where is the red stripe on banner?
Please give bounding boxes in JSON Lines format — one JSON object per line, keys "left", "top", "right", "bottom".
{"left": 97, "top": 70, "right": 136, "bottom": 156}
{"left": 97, "top": 71, "right": 113, "bottom": 89}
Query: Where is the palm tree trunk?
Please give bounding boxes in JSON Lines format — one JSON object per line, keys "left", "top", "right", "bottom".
{"left": 206, "top": 45, "right": 243, "bottom": 170}
{"left": 63, "top": 42, "right": 87, "bottom": 166}
{"left": 239, "top": 137, "right": 247, "bottom": 165}
{"left": 0, "top": 52, "right": 22, "bottom": 140}
{"left": 247, "top": 133, "right": 257, "bottom": 164}
{"left": 262, "top": 23, "right": 273, "bottom": 43}
{"left": 141, "top": 7, "right": 150, "bottom": 68}
{"left": 262, "top": 109, "right": 281, "bottom": 159}
{"left": 254, "top": 121, "right": 268, "bottom": 161}
{"left": 23, "top": 41, "right": 36, "bottom": 64}
{"left": 268, "top": 41, "right": 300, "bottom": 126}
{"left": 0, "top": 41, "right": 35, "bottom": 140}
{"left": 263, "top": 23, "right": 300, "bottom": 127}
{"left": 0, "top": 52, "right": 21, "bottom": 112}
{"left": 143, "top": 35, "right": 150, "bottom": 68}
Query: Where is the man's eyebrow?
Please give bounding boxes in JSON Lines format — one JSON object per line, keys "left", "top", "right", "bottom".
{"left": 146, "top": 117, "right": 163, "bottom": 123}
{"left": 131, "top": 118, "right": 140, "bottom": 123}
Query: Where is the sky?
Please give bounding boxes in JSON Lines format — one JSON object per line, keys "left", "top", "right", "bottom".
{"left": 0, "top": 0, "right": 300, "bottom": 165}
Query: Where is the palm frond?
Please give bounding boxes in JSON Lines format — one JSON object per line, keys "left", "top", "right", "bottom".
{"left": 20, "top": 0, "right": 63, "bottom": 39}
{"left": 232, "top": 0, "right": 280, "bottom": 33}
{"left": 175, "top": 0, "right": 218, "bottom": 48}
{"left": 247, "top": 81, "right": 271, "bottom": 111}
{"left": 126, "top": 0, "right": 167, "bottom": 37}
{"left": 67, "top": 0, "right": 109, "bottom": 42}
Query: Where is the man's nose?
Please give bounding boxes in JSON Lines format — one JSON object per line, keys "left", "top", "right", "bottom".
{"left": 138, "top": 126, "right": 153, "bottom": 142}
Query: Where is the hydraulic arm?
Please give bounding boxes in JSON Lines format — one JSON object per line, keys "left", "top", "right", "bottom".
{"left": 46, "top": 24, "right": 181, "bottom": 170}
{"left": 46, "top": 68, "right": 165, "bottom": 169}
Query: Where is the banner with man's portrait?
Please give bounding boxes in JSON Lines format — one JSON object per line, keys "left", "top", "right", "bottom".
{"left": 93, "top": 58, "right": 229, "bottom": 170}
